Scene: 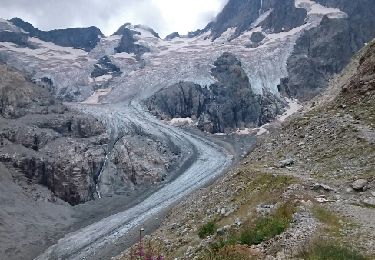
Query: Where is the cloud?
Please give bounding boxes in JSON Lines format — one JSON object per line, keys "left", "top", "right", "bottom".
{"left": 0, "top": 0, "right": 228, "bottom": 37}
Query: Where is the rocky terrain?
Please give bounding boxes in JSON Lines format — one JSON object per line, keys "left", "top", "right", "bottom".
{"left": 0, "top": 0, "right": 374, "bottom": 259}
{"left": 116, "top": 38, "right": 375, "bottom": 260}
{"left": 0, "top": 64, "right": 188, "bottom": 259}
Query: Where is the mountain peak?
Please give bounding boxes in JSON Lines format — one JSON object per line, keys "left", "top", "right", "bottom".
{"left": 114, "top": 23, "right": 159, "bottom": 38}
{"left": 8, "top": 17, "right": 103, "bottom": 51}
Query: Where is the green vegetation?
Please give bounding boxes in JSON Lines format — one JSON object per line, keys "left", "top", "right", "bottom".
{"left": 239, "top": 215, "right": 288, "bottom": 245}
{"left": 212, "top": 203, "right": 295, "bottom": 249}
{"left": 198, "top": 221, "right": 217, "bottom": 238}
{"left": 301, "top": 242, "right": 366, "bottom": 260}
{"left": 239, "top": 203, "right": 295, "bottom": 245}
{"left": 313, "top": 206, "right": 341, "bottom": 233}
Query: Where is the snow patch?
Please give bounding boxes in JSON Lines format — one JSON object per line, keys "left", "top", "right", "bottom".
{"left": 94, "top": 74, "right": 113, "bottom": 82}
{"left": 252, "top": 9, "right": 273, "bottom": 28}
{"left": 81, "top": 88, "right": 112, "bottom": 104}
{"left": 277, "top": 98, "right": 303, "bottom": 122}
{"left": 168, "top": 118, "right": 194, "bottom": 126}
{"left": 0, "top": 37, "right": 89, "bottom": 61}
{"left": 214, "top": 27, "right": 236, "bottom": 43}
{"left": 295, "top": 0, "right": 348, "bottom": 19}
{"left": 112, "top": 52, "right": 136, "bottom": 59}
{"left": 256, "top": 125, "right": 270, "bottom": 136}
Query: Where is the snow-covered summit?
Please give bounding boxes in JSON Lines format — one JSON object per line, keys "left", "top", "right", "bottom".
{"left": 0, "top": 0, "right": 373, "bottom": 106}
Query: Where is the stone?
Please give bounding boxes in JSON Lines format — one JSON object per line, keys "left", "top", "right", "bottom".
{"left": 216, "top": 225, "right": 231, "bottom": 235}
{"left": 278, "top": 158, "right": 295, "bottom": 168}
{"left": 363, "top": 198, "right": 375, "bottom": 207}
{"left": 234, "top": 218, "right": 242, "bottom": 226}
{"left": 352, "top": 179, "right": 368, "bottom": 191}
{"left": 311, "top": 183, "right": 335, "bottom": 192}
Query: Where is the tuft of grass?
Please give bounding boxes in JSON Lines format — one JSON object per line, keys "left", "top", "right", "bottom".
{"left": 312, "top": 206, "right": 343, "bottom": 235}
{"left": 211, "top": 202, "right": 296, "bottom": 252}
{"left": 239, "top": 203, "right": 295, "bottom": 245}
{"left": 239, "top": 216, "right": 287, "bottom": 245}
{"left": 198, "top": 221, "right": 217, "bottom": 239}
{"left": 301, "top": 241, "right": 366, "bottom": 260}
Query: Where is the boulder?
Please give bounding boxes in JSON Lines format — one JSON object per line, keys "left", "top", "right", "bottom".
{"left": 278, "top": 158, "right": 295, "bottom": 168}
{"left": 363, "top": 198, "right": 375, "bottom": 207}
{"left": 311, "top": 183, "right": 335, "bottom": 192}
{"left": 352, "top": 179, "right": 368, "bottom": 191}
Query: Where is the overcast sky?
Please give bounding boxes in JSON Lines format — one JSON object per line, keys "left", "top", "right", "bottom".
{"left": 0, "top": 0, "right": 228, "bottom": 37}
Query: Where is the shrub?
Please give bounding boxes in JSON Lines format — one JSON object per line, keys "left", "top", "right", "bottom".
{"left": 198, "top": 221, "right": 217, "bottom": 238}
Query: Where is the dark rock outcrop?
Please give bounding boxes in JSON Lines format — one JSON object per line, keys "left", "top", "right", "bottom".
{"left": 165, "top": 32, "right": 180, "bottom": 41}
{"left": 0, "top": 31, "right": 29, "bottom": 46}
{"left": 146, "top": 52, "right": 283, "bottom": 133}
{"left": 258, "top": 0, "right": 306, "bottom": 34}
{"left": 9, "top": 18, "right": 103, "bottom": 51}
{"left": 114, "top": 24, "right": 151, "bottom": 56}
{"left": 91, "top": 56, "right": 121, "bottom": 78}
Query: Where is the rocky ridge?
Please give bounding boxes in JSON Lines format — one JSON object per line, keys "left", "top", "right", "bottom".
{"left": 9, "top": 18, "right": 103, "bottom": 51}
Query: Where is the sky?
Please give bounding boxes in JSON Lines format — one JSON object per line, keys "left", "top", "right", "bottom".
{"left": 0, "top": 0, "right": 228, "bottom": 37}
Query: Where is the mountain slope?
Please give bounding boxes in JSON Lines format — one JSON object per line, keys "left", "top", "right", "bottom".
{"left": 116, "top": 39, "right": 375, "bottom": 260}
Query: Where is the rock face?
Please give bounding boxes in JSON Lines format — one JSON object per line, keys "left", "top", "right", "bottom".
{"left": 114, "top": 24, "right": 151, "bottom": 56}
{"left": 146, "top": 52, "right": 284, "bottom": 133}
{"left": 279, "top": 0, "right": 375, "bottom": 100}
{"left": 0, "top": 64, "right": 182, "bottom": 205}
{"left": 0, "top": 31, "right": 29, "bottom": 46}
{"left": 205, "top": 0, "right": 306, "bottom": 40}
{"left": 0, "top": 64, "right": 108, "bottom": 205}
{"left": 9, "top": 18, "right": 103, "bottom": 51}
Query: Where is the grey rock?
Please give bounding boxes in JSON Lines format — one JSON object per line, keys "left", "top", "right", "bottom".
{"left": 216, "top": 225, "right": 230, "bottom": 235}
{"left": 278, "top": 158, "right": 295, "bottom": 168}
{"left": 352, "top": 179, "right": 368, "bottom": 191}
{"left": 91, "top": 56, "right": 121, "bottom": 78}
{"left": 311, "top": 183, "right": 335, "bottom": 192}
{"left": 250, "top": 31, "right": 265, "bottom": 43}
{"left": 363, "top": 198, "right": 375, "bottom": 207}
